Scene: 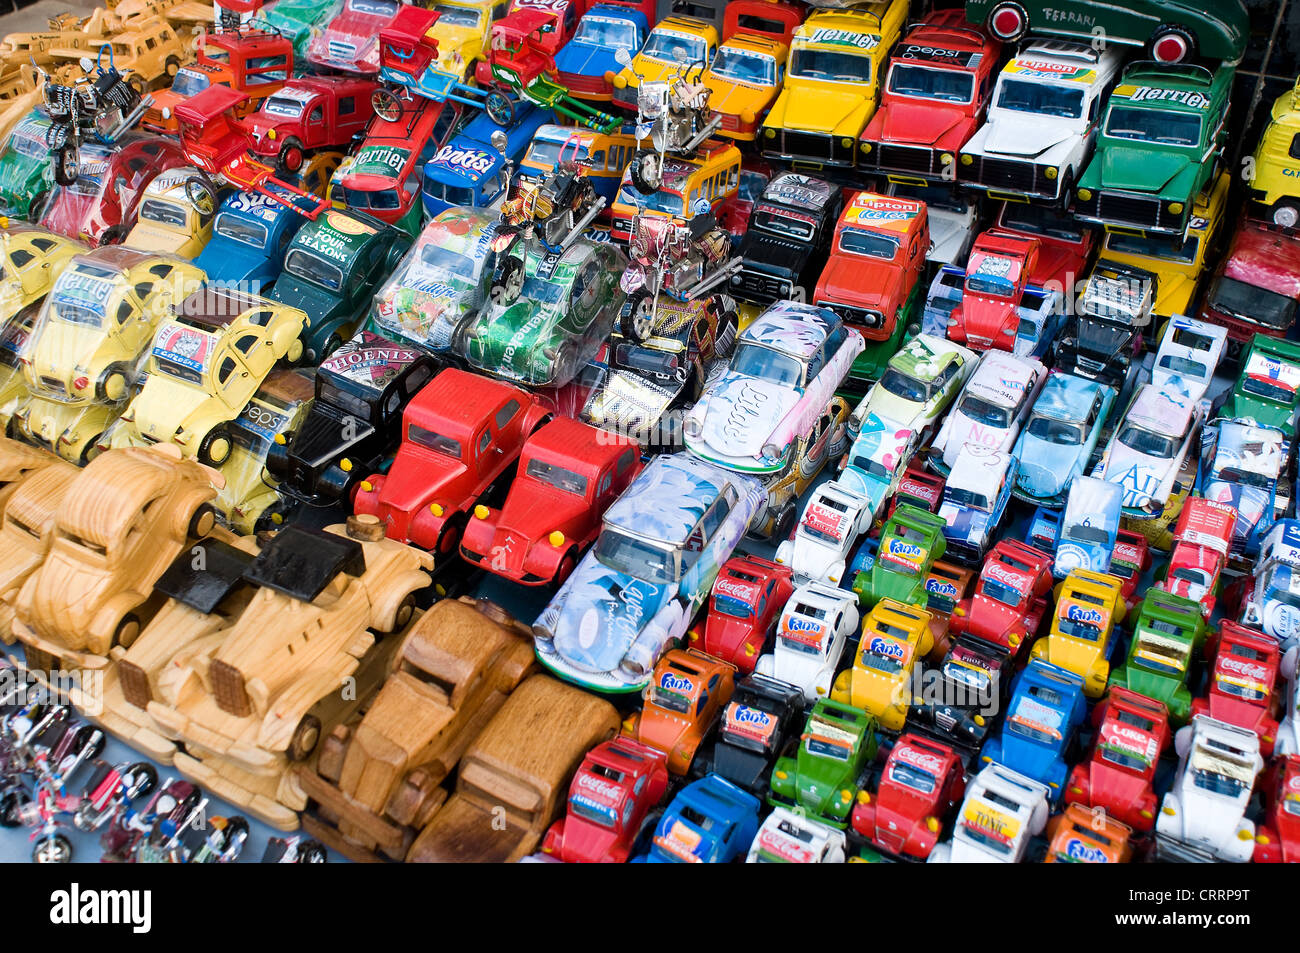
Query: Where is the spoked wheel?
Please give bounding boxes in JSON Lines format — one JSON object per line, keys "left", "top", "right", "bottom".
{"left": 370, "top": 87, "right": 403, "bottom": 123}
{"left": 185, "top": 175, "right": 219, "bottom": 218}
{"left": 492, "top": 256, "right": 525, "bottom": 305}
{"left": 628, "top": 150, "right": 663, "bottom": 195}
{"left": 485, "top": 90, "right": 515, "bottom": 127}
{"left": 33, "top": 833, "right": 72, "bottom": 864}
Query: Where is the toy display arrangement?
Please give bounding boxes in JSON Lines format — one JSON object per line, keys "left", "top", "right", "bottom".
{"left": 1, "top": 0, "right": 1300, "bottom": 869}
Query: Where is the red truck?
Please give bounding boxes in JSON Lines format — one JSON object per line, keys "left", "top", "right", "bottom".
{"left": 460, "top": 416, "right": 642, "bottom": 587}
{"left": 1156, "top": 497, "right": 1237, "bottom": 618}
{"left": 144, "top": 27, "right": 294, "bottom": 135}
{"left": 946, "top": 229, "right": 1040, "bottom": 351}
{"left": 353, "top": 368, "right": 550, "bottom": 553}
{"left": 858, "top": 10, "right": 1001, "bottom": 186}
{"left": 244, "top": 75, "right": 379, "bottom": 172}
{"left": 1191, "top": 620, "right": 1282, "bottom": 757}
{"left": 689, "top": 554, "right": 795, "bottom": 675}
{"left": 949, "top": 539, "right": 1053, "bottom": 655}
{"left": 1200, "top": 216, "right": 1300, "bottom": 345}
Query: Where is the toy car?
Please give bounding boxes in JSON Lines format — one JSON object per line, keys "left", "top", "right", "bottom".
{"left": 981, "top": 658, "right": 1087, "bottom": 797}
{"left": 1013, "top": 372, "right": 1117, "bottom": 507}
{"left": 1198, "top": 420, "right": 1286, "bottom": 557}
{"left": 1219, "top": 334, "right": 1300, "bottom": 436}
{"left": 1240, "top": 519, "right": 1300, "bottom": 645}
{"left": 533, "top": 452, "right": 765, "bottom": 693}
{"left": 1094, "top": 381, "right": 1203, "bottom": 520}
{"left": 831, "top": 598, "right": 934, "bottom": 731}
{"left": 1201, "top": 220, "right": 1300, "bottom": 347}
{"left": 773, "top": 482, "right": 871, "bottom": 588}
{"left": 745, "top": 807, "right": 847, "bottom": 863}
{"left": 639, "top": 773, "right": 760, "bottom": 863}
{"left": 1065, "top": 687, "right": 1170, "bottom": 833}
{"left": 701, "top": 1, "right": 800, "bottom": 141}
{"left": 852, "top": 503, "right": 948, "bottom": 609}
{"left": 122, "top": 167, "right": 217, "bottom": 260}
{"left": 0, "top": 114, "right": 56, "bottom": 220}
{"left": 306, "top": 0, "right": 402, "bottom": 74}
{"left": 1249, "top": 78, "right": 1300, "bottom": 227}
{"left": 949, "top": 539, "right": 1054, "bottom": 655}
{"left": 847, "top": 333, "right": 976, "bottom": 443}
{"left": 731, "top": 172, "right": 843, "bottom": 307}
{"left": 1109, "top": 587, "right": 1207, "bottom": 725}
{"left": 690, "top": 554, "right": 794, "bottom": 673}
{"left": 1252, "top": 754, "right": 1300, "bottom": 863}
{"left": 1155, "top": 713, "right": 1262, "bottom": 862}
{"left": 553, "top": 3, "right": 648, "bottom": 102}
{"left": 540, "top": 737, "right": 669, "bottom": 864}
{"left": 245, "top": 76, "right": 378, "bottom": 173}
{"left": 625, "top": 647, "right": 736, "bottom": 776}
{"left": 768, "top": 698, "right": 878, "bottom": 828}
{"left": 927, "top": 762, "right": 1050, "bottom": 863}
{"left": 1044, "top": 803, "right": 1134, "bottom": 863}
{"left": 909, "top": 635, "right": 1014, "bottom": 754}
{"left": 1190, "top": 621, "right": 1282, "bottom": 756}
{"left": 420, "top": 104, "right": 549, "bottom": 217}
{"left": 192, "top": 188, "right": 305, "bottom": 291}
{"left": 851, "top": 732, "right": 966, "bottom": 861}
{"left": 755, "top": 581, "right": 858, "bottom": 704}
{"left": 994, "top": 199, "right": 1096, "bottom": 292}
{"left": 933, "top": 350, "right": 1045, "bottom": 473}
{"left": 1045, "top": 477, "right": 1122, "bottom": 581}
{"left": 49, "top": 16, "right": 194, "bottom": 90}
{"left": 1033, "top": 569, "right": 1124, "bottom": 697}
{"left": 936, "top": 444, "right": 1017, "bottom": 564}
{"left": 939, "top": 231, "right": 1064, "bottom": 355}
{"left": 692, "top": 673, "right": 805, "bottom": 795}
{"left": 1156, "top": 498, "right": 1236, "bottom": 616}
{"left": 610, "top": 13, "right": 718, "bottom": 113}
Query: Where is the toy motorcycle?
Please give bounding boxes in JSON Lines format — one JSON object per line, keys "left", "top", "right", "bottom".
{"left": 73, "top": 759, "right": 158, "bottom": 832}
{"left": 495, "top": 149, "right": 605, "bottom": 256}
{"left": 614, "top": 46, "right": 719, "bottom": 195}
{"left": 262, "top": 835, "right": 327, "bottom": 863}
{"left": 619, "top": 212, "right": 740, "bottom": 341}
{"left": 100, "top": 778, "right": 202, "bottom": 863}
{"left": 39, "top": 45, "right": 150, "bottom": 186}
{"left": 136, "top": 795, "right": 210, "bottom": 863}
{"left": 187, "top": 815, "right": 251, "bottom": 863}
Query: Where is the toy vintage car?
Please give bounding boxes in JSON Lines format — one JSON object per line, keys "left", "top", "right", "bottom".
{"left": 1013, "top": 371, "right": 1117, "bottom": 506}
{"left": 12, "top": 445, "right": 219, "bottom": 673}
{"left": 122, "top": 166, "right": 218, "bottom": 260}
{"left": 776, "top": 481, "right": 873, "bottom": 587}
{"left": 49, "top": 15, "right": 194, "bottom": 90}
{"left": 624, "top": 647, "right": 735, "bottom": 776}
{"left": 264, "top": 331, "right": 436, "bottom": 512}
{"left": 908, "top": 634, "right": 1014, "bottom": 754}
{"left": 701, "top": 1, "right": 801, "bottom": 141}
{"left": 0, "top": 448, "right": 78, "bottom": 640}
{"left": 746, "top": 806, "right": 846, "bottom": 863}
{"left": 933, "top": 350, "right": 1045, "bottom": 473}
{"left": 928, "top": 761, "right": 1049, "bottom": 863}
{"left": 0, "top": 223, "right": 83, "bottom": 339}
{"left": 950, "top": 539, "right": 1054, "bottom": 655}
{"left": 690, "top": 554, "right": 794, "bottom": 673}
{"left": 1109, "top": 587, "right": 1207, "bottom": 725}
{"left": 940, "top": 231, "right": 1062, "bottom": 355}
{"left": 755, "top": 581, "right": 858, "bottom": 704}
{"left": 1190, "top": 621, "right": 1282, "bottom": 756}
{"left": 848, "top": 334, "right": 975, "bottom": 444}
{"left": 850, "top": 732, "right": 965, "bottom": 861}
{"left": 192, "top": 188, "right": 305, "bottom": 291}
{"left": 244, "top": 75, "right": 378, "bottom": 173}
{"left": 731, "top": 172, "right": 843, "bottom": 307}
{"left": 540, "top": 736, "right": 669, "bottom": 864}
{"left": 1253, "top": 754, "right": 1300, "bottom": 863}
{"left": 107, "top": 286, "right": 307, "bottom": 464}
{"left": 1156, "top": 713, "right": 1262, "bottom": 862}
{"left": 638, "top": 772, "right": 760, "bottom": 863}
{"left": 1094, "top": 380, "right": 1203, "bottom": 520}
{"left": 1044, "top": 803, "right": 1133, "bottom": 863}
{"left": 831, "top": 598, "right": 933, "bottom": 731}
{"left": 1032, "top": 569, "right": 1124, "bottom": 697}
{"left": 691, "top": 673, "right": 805, "bottom": 795}
{"left": 533, "top": 452, "right": 764, "bottom": 693}
{"left": 0, "top": 114, "right": 56, "bottom": 220}
{"left": 609, "top": 13, "right": 718, "bottom": 112}
{"left": 553, "top": 3, "right": 648, "bottom": 102}
{"left": 937, "top": 444, "right": 1017, "bottom": 564}
{"left": 768, "top": 698, "right": 878, "bottom": 828}
{"left": 851, "top": 503, "right": 947, "bottom": 609}
{"left": 981, "top": 658, "right": 1087, "bottom": 796}
{"left": 1155, "top": 498, "right": 1236, "bottom": 616}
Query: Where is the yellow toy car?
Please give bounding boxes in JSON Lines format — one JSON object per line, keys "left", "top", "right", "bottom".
{"left": 1033, "top": 569, "right": 1125, "bottom": 698}
{"left": 609, "top": 138, "right": 742, "bottom": 241}
{"left": 108, "top": 286, "right": 308, "bottom": 465}
{"left": 432, "top": 0, "right": 513, "bottom": 81}
{"left": 1249, "top": 77, "right": 1300, "bottom": 228}
{"left": 50, "top": 16, "right": 193, "bottom": 89}
{"left": 703, "top": 30, "right": 789, "bottom": 142}
{"left": 611, "top": 14, "right": 719, "bottom": 112}
{"left": 124, "top": 167, "right": 216, "bottom": 259}
{"left": 1096, "top": 171, "right": 1230, "bottom": 321}
{"left": 14, "top": 246, "right": 203, "bottom": 463}
{"left": 831, "top": 597, "right": 933, "bottom": 731}
{"left": 759, "top": 1, "right": 908, "bottom": 171}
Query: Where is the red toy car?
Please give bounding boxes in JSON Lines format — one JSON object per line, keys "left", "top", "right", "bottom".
{"left": 949, "top": 539, "right": 1054, "bottom": 655}
{"left": 946, "top": 229, "right": 1039, "bottom": 351}
{"left": 459, "top": 416, "right": 642, "bottom": 586}
{"left": 994, "top": 200, "right": 1097, "bottom": 292}
{"left": 885, "top": 462, "right": 945, "bottom": 523}
{"left": 307, "top": 0, "right": 403, "bottom": 75}
{"left": 688, "top": 554, "right": 795, "bottom": 674}
{"left": 1253, "top": 754, "right": 1300, "bottom": 863}
{"left": 1156, "top": 498, "right": 1237, "bottom": 617}
{"left": 40, "top": 135, "right": 189, "bottom": 246}
{"left": 540, "top": 736, "right": 671, "bottom": 863}
{"left": 858, "top": 10, "right": 1001, "bottom": 184}
{"left": 1200, "top": 215, "right": 1300, "bottom": 344}
{"left": 353, "top": 368, "right": 550, "bottom": 552}
{"left": 850, "top": 732, "right": 965, "bottom": 861}
{"left": 245, "top": 75, "right": 380, "bottom": 172}
{"left": 1064, "top": 687, "right": 1170, "bottom": 833}
{"left": 1191, "top": 620, "right": 1282, "bottom": 757}
{"left": 1109, "top": 529, "right": 1152, "bottom": 613}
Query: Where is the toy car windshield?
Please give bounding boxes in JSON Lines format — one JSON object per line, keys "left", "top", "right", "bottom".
{"left": 155, "top": 538, "right": 258, "bottom": 614}
{"left": 243, "top": 526, "right": 366, "bottom": 602}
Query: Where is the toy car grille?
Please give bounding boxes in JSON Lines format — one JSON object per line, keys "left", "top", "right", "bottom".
{"left": 735, "top": 268, "right": 788, "bottom": 303}
{"left": 970, "top": 157, "right": 1037, "bottom": 193}
{"left": 328, "top": 40, "right": 357, "bottom": 61}
{"left": 876, "top": 144, "right": 936, "bottom": 175}
{"left": 39, "top": 376, "right": 65, "bottom": 395}
{"left": 211, "top": 658, "right": 253, "bottom": 718}
{"left": 1097, "top": 192, "right": 1163, "bottom": 229}
{"left": 772, "top": 131, "right": 834, "bottom": 163}
{"left": 118, "top": 660, "right": 151, "bottom": 711}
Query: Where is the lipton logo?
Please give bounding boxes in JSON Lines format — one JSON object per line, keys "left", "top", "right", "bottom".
{"left": 870, "top": 637, "right": 905, "bottom": 659}
{"left": 659, "top": 672, "right": 693, "bottom": 693}
{"left": 1065, "top": 604, "right": 1103, "bottom": 625}
{"left": 1065, "top": 839, "right": 1108, "bottom": 863}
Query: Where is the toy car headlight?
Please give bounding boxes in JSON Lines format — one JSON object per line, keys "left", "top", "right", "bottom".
{"left": 684, "top": 415, "right": 703, "bottom": 438}
{"left": 161, "top": 106, "right": 171, "bottom": 120}
{"left": 762, "top": 441, "right": 782, "bottom": 461}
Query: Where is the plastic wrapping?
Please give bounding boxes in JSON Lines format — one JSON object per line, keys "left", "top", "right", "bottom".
{"left": 262, "top": 0, "right": 346, "bottom": 61}
{"left": 0, "top": 112, "right": 56, "bottom": 220}
{"left": 122, "top": 166, "right": 215, "bottom": 259}
{"left": 305, "top": 0, "right": 398, "bottom": 74}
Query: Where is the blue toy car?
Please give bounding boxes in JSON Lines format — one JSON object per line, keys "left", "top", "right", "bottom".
{"left": 636, "top": 774, "right": 760, "bottom": 863}
{"left": 420, "top": 104, "right": 553, "bottom": 216}
{"left": 981, "top": 659, "right": 1087, "bottom": 799}
{"left": 193, "top": 187, "right": 306, "bottom": 292}
{"left": 554, "top": 4, "right": 649, "bottom": 103}
{"left": 1013, "top": 370, "right": 1116, "bottom": 507}
{"left": 1051, "top": 475, "right": 1122, "bottom": 580}
{"left": 1197, "top": 418, "right": 1287, "bottom": 557}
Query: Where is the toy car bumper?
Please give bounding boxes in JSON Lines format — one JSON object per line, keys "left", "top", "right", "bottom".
{"left": 959, "top": 155, "right": 1062, "bottom": 202}
{"left": 1073, "top": 189, "right": 1190, "bottom": 238}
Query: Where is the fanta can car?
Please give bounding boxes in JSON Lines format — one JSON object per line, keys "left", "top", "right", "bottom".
{"left": 831, "top": 598, "right": 933, "bottom": 732}
{"left": 638, "top": 773, "right": 760, "bottom": 863}
{"left": 626, "top": 648, "right": 736, "bottom": 776}
{"left": 851, "top": 732, "right": 965, "bottom": 862}
{"left": 1044, "top": 803, "right": 1133, "bottom": 863}
{"left": 980, "top": 658, "right": 1087, "bottom": 797}
{"left": 691, "top": 554, "right": 794, "bottom": 674}
{"left": 755, "top": 581, "right": 858, "bottom": 704}
{"left": 1033, "top": 569, "right": 1124, "bottom": 697}
{"left": 928, "top": 762, "right": 1049, "bottom": 864}
{"left": 852, "top": 503, "right": 947, "bottom": 609}
{"left": 1064, "top": 687, "right": 1170, "bottom": 833}
{"left": 745, "top": 807, "right": 847, "bottom": 863}
{"left": 768, "top": 698, "right": 878, "bottom": 828}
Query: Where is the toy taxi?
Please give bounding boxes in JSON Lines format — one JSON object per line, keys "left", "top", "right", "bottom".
{"left": 746, "top": 807, "right": 847, "bottom": 864}
{"left": 0, "top": 114, "right": 55, "bottom": 220}
{"left": 192, "top": 188, "right": 305, "bottom": 290}
{"left": 928, "top": 762, "right": 1049, "bottom": 864}
{"left": 554, "top": 3, "right": 648, "bottom": 102}
{"left": 850, "top": 732, "right": 964, "bottom": 861}
{"left": 610, "top": 14, "right": 719, "bottom": 113}
{"left": 1013, "top": 372, "right": 1116, "bottom": 507}
{"left": 1044, "top": 804, "right": 1133, "bottom": 863}
{"left": 831, "top": 597, "right": 933, "bottom": 731}
{"left": 1156, "top": 714, "right": 1263, "bottom": 862}
{"left": 1064, "top": 687, "right": 1170, "bottom": 833}
{"left": 1219, "top": 334, "right": 1300, "bottom": 436}
{"left": 692, "top": 555, "right": 794, "bottom": 674}
{"left": 759, "top": 2, "right": 909, "bottom": 171}
{"left": 812, "top": 191, "right": 928, "bottom": 384}
{"left": 933, "top": 350, "right": 1045, "bottom": 473}
{"left": 756, "top": 581, "right": 858, "bottom": 704}
{"left": 1110, "top": 587, "right": 1207, "bottom": 725}
{"left": 534, "top": 452, "right": 764, "bottom": 693}
{"left": 958, "top": 41, "right": 1123, "bottom": 205}
{"left": 981, "top": 659, "right": 1087, "bottom": 796}
{"left": 1191, "top": 621, "right": 1282, "bottom": 756}
{"left": 768, "top": 698, "right": 878, "bottom": 828}
{"left": 950, "top": 539, "right": 1054, "bottom": 655}
{"left": 1033, "top": 569, "right": 1124, "bottom": 697}
{"left": 1156, "top": 498, "right": 1236, "bottom": 616}
{"left": 639, "top": 773, "right": 760, "bottom": 863}
{"left": 702, "top": 1, "right": 801, "bottom": 142}
{"left": 732, "top": 172, "right": 844, "bottom": 307}
{"left": 1095, "top": 381, "right": 1203, "bottom": 519}
{"left": 1199, "top": 420, "right": 1287, "bottom": 556}
{"left": 852, "top": 503, "right": 947, "bottom": 609}
{"left": 461, "top": 417, "right": 642, "bottom": 587}
{"left": 122, "top": 167, "right": 217, "bottom": 259}
{"left": 625, "top": 648, "right": 736, "bottom": 776}
{"left": 775, "top": 481, "right": 873, "bottom": 587}
{"left": 245, "top": 76, "right": 378, "bottom": 173}
{"left": 1248, "top": 78, "right": 1300, "bottom": 227}
{"left": 937, "top": 444, "right": 1017, "bottom": 564}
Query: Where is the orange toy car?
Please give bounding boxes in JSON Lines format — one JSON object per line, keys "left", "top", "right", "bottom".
{"left": 1044, "top": 802, "right": 1133, "bottom": 863}
{"left": 625, "top": 648, "right": 735, "bottom": 776}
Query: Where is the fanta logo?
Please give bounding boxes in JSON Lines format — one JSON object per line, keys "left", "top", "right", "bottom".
{"left": 732, "top": 706, "right": 772, "bottom": 728}
{"left": 887, "top": 541, "right": 924, "bottom": 559}
{"left": 659, "top": 672, "right": 693, "bottom": 693}
{"left": 433, "top": 143, "right": 496, "bottom": 176}
{"left": 926, "top": 578, "right": 959, "bottom": 598}
{"left": 1066, "top": 839, "right": 1108, "bottom": 863}
{"left": 1065, "top": 604, "right": 1103, "bottom": 625}
{"left": 870, "top": 637, "right": 906, "bottom": 659}
{"left": 787, "top": 617, "right": 823, "bottom": 634}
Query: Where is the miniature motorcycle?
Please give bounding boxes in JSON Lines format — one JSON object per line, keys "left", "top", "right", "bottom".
{"left": 8, "top": 719, "right": 105, "bottom": 858}
{"left": 100, "top": 778, "right": 202, "bottom": 863}
{"left": 187, "top": 815, "right": 251, "bottom": 863}
{"left": 39, "top": 45, "right": 150, "bottom": 186}
{"left": 262, "top": 835, "right": 327, "bottom": 863}
{"left": 614, "top": 46, "right": 719, "bottom": 195}
{"left": 73, "top": 759, "right": 158, "bottom": 832}
{"left": 619, "top": 211, "right": 741, "bottom": 341}
{"left": 136, "top": 795, "right": 210, "bottom": 863}
{"left": 494, "top": 147, "right": 605, "bottom": 257}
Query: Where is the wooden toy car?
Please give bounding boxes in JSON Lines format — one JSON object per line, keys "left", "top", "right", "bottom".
{"left": 1044, "top": 803, "right": 1134, "bottom": 863}
{"left": 624, "top": 648, "right": 735, "bottom": 776}
{"left": 0, "top": 449, "right": 78, "bottom": 642}
{"left": 459, "top": 416, "right": 641, "bottom": 587}
{"left": 12, "top": 445, "right": 219, "bottom": 672}
{"left": 353, "top": 367, "right": 549, "bottom": 554}
{"left": 404, "top": 674, "right": 619, "bottom": 862}
{"left": 50, "top": 17, "right": 195, "bottom": 90}
{"left": 294, "top": 596, "right": 537, "bottom": 860}
{"left": 688, "top": 554, "right": 794, "bottom": 674}
{"left": 244, "top": 75, "right": 378, "bottom": 173}
{"left": 139, "top": 517, "right": 435, "bottom": 829}
{"left": 851, "top": 732, "right": 966, "bottom": 861}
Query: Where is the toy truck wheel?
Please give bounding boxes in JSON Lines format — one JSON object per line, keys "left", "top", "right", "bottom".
{"left": 277, "top": 137, "right": 306, "bottom": 173}
{"left": 186, "top": 502, "right": 217, "bottom": 540}
{"left": 126, "top": 74, "right": 145, "bottom": 95}
{"left": 986, "top": 2, "right": 1029, "bottom": 40}
{"left": 1149, "top": 25, "right": 1196, "bottom": 64}
{"left": 165, "top": 56, "right": 180, "bottom": 77}
{"left": 772, "top": 501, "right": 798, "bottom": 541}
{"left": 112, "top": 612, "right": 142, "bottom": 651}
{"left": 620, "top": 290, "right": 654, "bottom": 341}
{"left": 628, "top": 150, "right": 663, "bottom": 195}
{"left": 1273, "top": 200, "right": 1300, "bottom": 229}
{"left": 198, "top": 427, "right": 233, "bottom": 466}
{"left": 32, "top": 833, "right": 72, "bottom": 864}
{"left": 287, "top": 714, "right": 322, "bottom": 762}
{"left": 54, "top": 144, "right": 78, "bottom": 186}
{"left": 435, "top": 513, "right": 467, "bottom": 555}
{"left": 297, "top": 840, "right": 327, "bottom": 863}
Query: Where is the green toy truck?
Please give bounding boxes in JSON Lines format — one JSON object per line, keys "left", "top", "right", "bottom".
{"left": 768, "top": 699, "right": 879, "bottom": 828}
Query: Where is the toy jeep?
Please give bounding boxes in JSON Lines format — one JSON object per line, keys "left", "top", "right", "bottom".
{"left": 1109, "top": 587, "right": 1207, "bottom": 725}
{"left": 625, "top": 648, "right": 736, "bottom": 776}
{"left": 768, "top": 698, "right": 878, "bottom": 829}
{"left": 851, "top": 503, "right": 947, "bottom": 609}
{"left": 245, "top": 76, "right": 378, "bottom": 173}
{"left": 51, "top": 17, "right": 194, "bottom": 90}
{"left": 264, "top": 331, "right": 437, "bottom": 512}
{"left": 731, "top": 172, "right": 843, "bottom": 307}
{"left": 691, "top": 673, "right": 805, "bottom": 796}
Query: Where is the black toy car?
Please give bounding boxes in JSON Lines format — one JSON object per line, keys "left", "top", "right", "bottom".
{"left": 907, "top": 635, "right": 1014, "bottom": 765}
{"left": 690, "top": 673, "right": 805, "bottom": 795}
{"left": 730, "top": 173, "right": 843, "bottom": 306}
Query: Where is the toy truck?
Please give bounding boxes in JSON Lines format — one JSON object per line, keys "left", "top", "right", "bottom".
{"left": 1109, "top": 587, "right": 1207, "bottom": 725}
{"left": 245, "top": 75, "right": 379, "bottom": 173}
{"left": 1199, "top": 219, "right": 1300, "bottom": 346}
{"left": 1248, "top": 78, "right": 1300, "bottom": 228}
{"left": 731, "top": 172, "right": 843, "bottom": 307}
{"left": 1218, "top": 334, "right": 1300, "bottom": 438}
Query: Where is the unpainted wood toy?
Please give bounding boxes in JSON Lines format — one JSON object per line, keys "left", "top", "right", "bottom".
{"left": 0, "top": 450, "right": 79, "bottom": 643}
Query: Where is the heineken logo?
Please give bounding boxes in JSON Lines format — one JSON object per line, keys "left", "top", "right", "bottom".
{"left": 807, "top": 28, "right": 879, "bottom": 50}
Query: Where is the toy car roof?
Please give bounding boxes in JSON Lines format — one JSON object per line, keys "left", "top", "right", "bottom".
{"left": 381, "top": 2, "right": 438, "bottom": 45}
{"left": 523, "top": 416, "right": 631, "bottom": 476}
{"left": 173, "top": 83, "right": 250, "bottom": 125}
{"left": 786, "top": 580, "right": 852, "bottom": 614}
{"left": 1010, "top": 38, "right": 1109, "bottom": 73}
{"left": 966, "top": 351, "right": 1039, "bottom": 407}
{"left": 155, "top": 537, "right": 257, "bottom": 614}
{"left": 74, "top": 244, "right": 170, "bottom": 273}
{"left": 947, "top": 445, "right": 1011, "bottom": 496}
{"left": 175, "top": 285, "right": 275, "bottom": 330}
{"left": 406, "top": 367, "right": 530, "bottom": 440}
{"left": 1127, "top": 384, "right": 1195, "bottom": 436}
{"left": 740, "top": 302, "right": 837, "bottom": 359}
{"left": 1033, "top": 371, "right": 1104, "bottom": 422}
{"left": 318, "top": 331, "right": 429, "bottom": 397}
{"left": 761, "top": 172, "right": 838, "bottom": 210}
{"left": 243, "top": 526, "right": 366, "bottom": 602}
{"left": 603, "top": 453, "right": 727, "bottom": 546}
{"left": 1115, "top": 61, "right": 1226, "bottom": 96}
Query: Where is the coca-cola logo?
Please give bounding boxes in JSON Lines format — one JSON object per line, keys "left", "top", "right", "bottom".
{"left": 985, "top": 562, "right": 1029, "bottom": 590}
{"left": 894, "top": 745, "right": 944, "bottom": 774}
{"left": 1220, "top": 657, "right": 1268, "bottom": 681}
{"left": 715, "top": 578, "right": 754, "bottom": 600}
{"left": 576, "top": 772, "right": 625, "bottom": 802}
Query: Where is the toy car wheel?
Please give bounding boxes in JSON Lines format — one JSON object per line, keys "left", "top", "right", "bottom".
{"left": 296, "top": 840, "right": 327, "bottom": 863}
{"left": 198, "top": 427, "right": 234, "bottom": 466}
{"left": 99, "top": 224, "right": 128, "bottom": 247}
{"left": 485, "top": 91, "right": 515, "bottom": 127}
{"left": 126, "top": 73, "right": 146, "bottom": 95}
{"left": 0, "top": 790, "right": 25, "bottom": 828}
{"left": 554, "top": 548, "right": 578, "bottom": 586}
{"left": 32, "top": 833, "right": 72, "bottom": 864}
{"left": 620, "top": 290, "right": 655, "bottom": 342}
{"left": 113, "top": 613, "right": 142, "bottom": 650}
{"left": 53, "top": 143, "right": 78, "bottom": 186}
{"left": 187, "top": 503, "right": 217, "bottom": 540}
{"left": 628, "top": 150, "right": 663, "bottom": 195}
{"left": 772, "top": 501, "right": 798, "bottom": 541}
{"left": 370, "top": 88, "right": 402, "bottom": 123}
{"left": 435, "top": 513, "right": 467, "bottom": 555}
{"left": 165, "top": 55, "right": 180, "bottom": 77}
{"left": 382, "top": 594, "right": 417, "bottom": 633}
{"left": 1273, "top": 200, "right": 1300, "bottom": 229}
{"left": 1149, "top": 25, "right": 1197, "bottom": 64}
{"left": 277, "top": 137, "right": 306, "bottom": 174}
{"left": 986, "top": 2, "right": 1029, "bottom": 40}
{"left": 29, "top": 189, "right": 49, "bottom": 218}
{"left": 287, "top": 714, "right": 322, "bottom": 762}
{"left": 492, "top": 257, "right": 525, "bottom": 305}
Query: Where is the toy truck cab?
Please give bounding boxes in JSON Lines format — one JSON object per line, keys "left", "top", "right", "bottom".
{"left": 981, "top": 658, "right": 1087, "bottom": 795}
{"left": 830, "top": 597, "right": 933, "bottom": 731}
{"left": 1191, "top": 621, "right": 1282, "bottom": 755}
{"left": 1220, "top": 335, "right": 1300, "bottom": 436}
{"left": 693, "top": 554, "right": 795, "bottom": 672}
{"left": 1065, "top": 686, "right": 1169, "bottom": 832}
{"left": 696, "top": 673, "right": 805, "bottom": 795}
{"left": 627, "top": 647, "right": 736, "bottom": 775}
{"left": 858, "top": 10, "right": 1001, "bottom": 185}
{"left": 554, "top": 3, "right": 649, "bottom": 102}
{"left": 1111, "top": 588, "right": 1206, "bottom": 724}
{"left": 1034, "top": 569, "right": 1123, "bottom": 697}
{"left": 929, "top": 761, "right": 1049, "bottom": 863}
{"left": 945, "top": 230, "right": 1038, "bottom": 351}
{"left": 1202, "top": 221, "right": 1300, "bottom": 346}
{"left": 246, "top": 76, "right": 379, "bottom": 173}
{"left": 759, "top": 2, "right": 909, "bottom": 171}
{"left": 307, "top": 0, "right": 402, "bottom": 74}
{"left": 852, "top": 502, "right": 947, "bottom": 609}
{"left": 733, "top": 172, "right": 844, "bottom": 307}
{"left": 265, "top": 331, "right": 437, "bottom": 505}
{"left": 421, "top": 105, "right": 549, "bottom": 216}
{"left": 756, "top": 580, "right": 858, "bottom": 703}
{"left": 703, "top": 1, "right": 801, "bottom": 142}
{"left": 610, "top": 14, "right": 719, "bottom": 113}
{"left": 959, "top": 40, "right": 1122, "bottom": 205}
{"left": 193, "top": 188, "right": 306, "bottom": 289}
{"left": 851, "top": 731, "right": 965, "bottom": 860}
{"left": 1156, "top": 713, "right": 1263, "bottom": 862}
{"left": 952, "top": 539, "right": 1053, "bottom": 653}
{"left": 1249, "top": 78, "right": 1300, "bottom": 227}
{"left": 641, "top": 773, "right": 760, "bottom": 863}
{"left": 769, "top": 698, "right": 878, "bottom": 828}
{"left": 1157, "top": 498, "right": 1236, "bottom": 615}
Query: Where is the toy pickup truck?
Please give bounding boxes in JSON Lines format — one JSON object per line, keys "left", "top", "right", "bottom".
{"left": 928, "top": 762, "right": 1050, "bottom": 864}
{"left": 732, "top": 172, "right": 843, "bottom": 307}
{"left": 691, "top": 673, "right": 806, "bottom": 796}
{"left": 1218, "top": 334, "right": 1300, "bottom": 438}
{"left": 768, "top": 698, "right": 878, "bottom": 829}
{"left": 245, "top": 76, "right": 379, "bottom": 173}
{"left": 1190, "top": 621, "right": 1282, "bottom": 756}
{"left": 406, "top": 674, "right": 620, "bottom": 862}
{"left": 1200, "top": 220, "right": 1300, "bottom": 347}
{"left": 851, "top": 732, "right": 965, "bottom": 861}
{"left": 1109, "top": 587, "right": 1207, "bottom": 725}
